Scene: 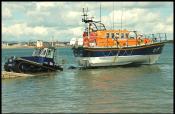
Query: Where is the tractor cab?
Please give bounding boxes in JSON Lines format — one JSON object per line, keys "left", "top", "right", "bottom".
{"left": 32, "top": 47, "right": 56, "bottom": 59}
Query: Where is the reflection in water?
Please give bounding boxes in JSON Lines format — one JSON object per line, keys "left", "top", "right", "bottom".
{"left": 76, "top": 64, "right": 161, "bottom": 89}
{"left": 70, "top": 64, "right": 163, "bottom": 112}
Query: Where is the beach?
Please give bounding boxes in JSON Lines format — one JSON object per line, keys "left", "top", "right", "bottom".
{"left": 2, "top": 45, "right": 35, "bottom": 49}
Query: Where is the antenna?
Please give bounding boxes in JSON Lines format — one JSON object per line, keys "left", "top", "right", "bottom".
{"left": 113, "top": 1, "right": 114, "bottom": 30}
{"left": 82, "top": 7, "right": 89, "bottom": 23}
{"left": 100, "top": 3, "right": 101, "bottom": 22}
{"left": 123, "top": 7, "right": 125, "bottom": 29}
{"left": 115, "top": 2, "right": 118, "bottom": 28}
{"left": 52, "top": 36, "right": 54, "bottom": 47}
{"left": 100, "top": 3, "right": 101, "bottom": 30}
{"left": 86, "top": 7, "right": 88, "bottom": 21}
{"left": 121, "top": 7, "right": 123, "bottom": 30}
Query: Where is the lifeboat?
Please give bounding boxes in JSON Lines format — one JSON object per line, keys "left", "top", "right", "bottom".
{"left": 71, "top": 8, "right": 168, "bottom": 68}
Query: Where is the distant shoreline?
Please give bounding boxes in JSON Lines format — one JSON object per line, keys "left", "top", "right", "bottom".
{"left": 166, "top": 40, "right": 174, "bottom": 43}
{"left": 2, "top": 46, "right": 71, "bottom": 49}
{"left": 2, "top": 46, "right": 35, "bottom": 49}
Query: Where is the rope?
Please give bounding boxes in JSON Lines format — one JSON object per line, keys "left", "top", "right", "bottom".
{"left": 113, "top": 50, "right": 120, "bottom": 63}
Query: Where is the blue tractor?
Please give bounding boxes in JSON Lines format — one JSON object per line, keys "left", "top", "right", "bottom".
{"left": 4, "top": 47, "right": 63, "bottom": 73}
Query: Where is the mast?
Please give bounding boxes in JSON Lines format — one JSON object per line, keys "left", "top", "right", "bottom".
{"left": 121, "top": 8, "right": 123, "bottom": 30}
{"left": 52, "top": 36, "right": 54, "bottom": 47}
{"left": 113, "top": 1, "right": 114, "bottom": 30}
{"left": 120, "top": 2, "right": 123, "bottom": 31}
{"left": 100, "top": 3, "right": 101, "bottom": 23}
{"left": 82, "top": 8, "right": 90, "bottom": 39}
{"left": 100, "top": 3, "right": 101, "bottom": 30}
{"left": 87, "top": 8, "right": 90, "bottom": 39}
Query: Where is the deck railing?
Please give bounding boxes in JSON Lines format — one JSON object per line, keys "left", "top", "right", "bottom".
{"left": 119, "top": 33, "right": 167, "bottom": 48}
{"left": 144, "top": 33, "right": 167, "bottom": 43}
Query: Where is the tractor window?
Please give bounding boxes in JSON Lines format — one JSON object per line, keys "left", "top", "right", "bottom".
{"left": 32, "top": 49, "right": 41, "bottom": 56}
{"left": 46, "top": 49, "right": 54, "bottom": 58}
{"left": 40, "top": 48, "right": 47, "bottom": 57}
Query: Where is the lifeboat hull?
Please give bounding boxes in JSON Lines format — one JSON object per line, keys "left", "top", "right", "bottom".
{"left": 72, "top": 43, "right": 165, "bottom": 68}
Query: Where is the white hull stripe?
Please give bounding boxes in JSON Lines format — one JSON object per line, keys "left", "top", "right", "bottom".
{"left": 76, "top": 54, "right": 160, "bottom": 67}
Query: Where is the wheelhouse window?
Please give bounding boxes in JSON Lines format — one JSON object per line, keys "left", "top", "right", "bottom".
{"left": 87, "top": 22, "right": 106, "bottom": 32}
{"left": 46, "top": 49, "right": 54, "bottom": 58}
{"left": 121, "top": 33, "right": 124, "bottom": 38}
{"left": 111, "top": 33, "right": 114, "bottom": 39}
{"left": 106, "top": 33, "right": 110, "bottom": 38}
{"left": 94, "top": 22, "right": 106, "bottom": 30}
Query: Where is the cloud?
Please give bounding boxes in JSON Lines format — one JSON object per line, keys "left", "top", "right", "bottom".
{"left": 36, "top": 2, "right": 56, "bottom": 10}
{"left": 2, "top": 22, "right": 84, "bottom": 42}
{"left": 100, "top": 7, "right": 173, "bottom": 35}
{"left": 2, "top": 2, "right": 36, "bottom": 12}
{"left": 153, "top": 20, "right": 173, "bottom": 33}
{"left": 2, "top": 2, "right": 173, "bottom": 41}
{"left": 69, "top": 26, "right": 84, "bottom": 37}
{"left": 166, "top": 14, "right": 173, "bottom": 25}
{"left": 2, "top": 7, "right": 12, "bottom": 19}
{"left": 2, "top": 23, "right": 48, "bottom": 37}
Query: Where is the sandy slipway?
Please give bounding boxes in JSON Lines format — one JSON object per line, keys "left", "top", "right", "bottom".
{"left": 2, "top": 71, "right": 58, "bottom": 79}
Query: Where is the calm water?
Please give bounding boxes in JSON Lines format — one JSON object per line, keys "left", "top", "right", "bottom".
{"left": 2, "top": 43, "right": 173, "bottom": 113}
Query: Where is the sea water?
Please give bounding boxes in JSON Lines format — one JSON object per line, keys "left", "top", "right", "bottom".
{"left": 1, "top": 43, "right": 173, "bottom": 113}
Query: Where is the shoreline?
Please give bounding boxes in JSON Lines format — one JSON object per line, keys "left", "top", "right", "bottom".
{"left": 2, "top": 46, "right": 71, "bottom": 49}
{"left": 2, "top": 46, "right": 35, "bottom": 49}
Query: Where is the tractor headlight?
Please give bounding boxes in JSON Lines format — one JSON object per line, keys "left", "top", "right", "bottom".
{"left": 49, "top": 62, "right": 53, "bottom": 66}
{"left": 9, "top": 59, "right": 12, "bottom": 62}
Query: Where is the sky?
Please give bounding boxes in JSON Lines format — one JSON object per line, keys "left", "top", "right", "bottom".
{"left": 2, "top": 2, "right": 173, "bottom": 42}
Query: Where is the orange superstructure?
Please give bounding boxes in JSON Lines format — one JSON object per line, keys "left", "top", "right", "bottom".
{"left": 83, "top": 29, "right": 152, "bottom": 47}
{"left": 80, "top": 8, "right": 153, "bottom": 48}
